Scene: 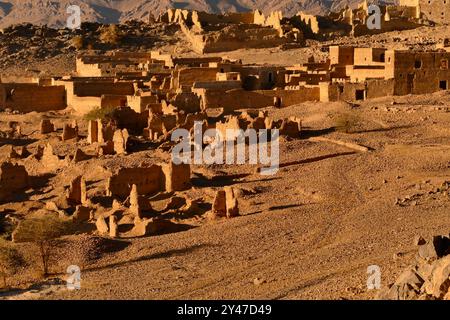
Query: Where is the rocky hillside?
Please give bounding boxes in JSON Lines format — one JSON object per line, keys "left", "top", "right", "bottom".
{"left": 0, "top": 0, "right": 392, "bottom": 28}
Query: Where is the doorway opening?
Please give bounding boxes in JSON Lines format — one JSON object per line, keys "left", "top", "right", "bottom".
{"left": 355, "top": 89, "right": 365, "bottom": 100}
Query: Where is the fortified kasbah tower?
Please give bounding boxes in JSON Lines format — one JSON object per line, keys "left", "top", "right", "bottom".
{"left": 400, "top": 0, "right": 450, "bottom": 23}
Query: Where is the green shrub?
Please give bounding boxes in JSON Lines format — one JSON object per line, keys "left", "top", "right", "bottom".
{"left": 83, "top": 106, "right": 117, "bottom": 121}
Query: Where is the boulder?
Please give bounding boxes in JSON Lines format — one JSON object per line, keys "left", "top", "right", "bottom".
{"left": 72, "top": 205, "right": 92, "bottom": 223}
{"left": 95, "top": 216, "right": 108, "bottom": 235}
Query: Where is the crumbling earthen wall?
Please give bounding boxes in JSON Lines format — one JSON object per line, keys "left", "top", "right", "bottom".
{"left": 194, "top": 11, "right": 255, "bottom": 25}
{"left": 172, "top": 68, "right": 219, "bottom": 89}
{"left": 0, "top": 162, "right": 29, "bottom": 203}
{"left": 76, "top": 60, "right": 103, "bottom": 77}
{"left": 348, "top": 66, "right": 386, "bottom": 82}
{"left": 366, "top": 79, "right": 395, "bottom": 99}
{"left": 101, "top": 94, "right": 128, "bottom": 109}
{"left": 106, "top": 165, "right": 164, "bottom": 198}
{"left": 170, "top": 92, "right": 201, "bottom": 113}
{"left": 321, "top": 79, "right": 395, "bottom": 101}
{"left": 162, "top": 163, "right": 191, "bottom": 192}
{"left": 73, "top": 81, "right": 135, "bottom": 97}
{"left": 354, "top": 48, "right": 387, "bottom": 66}
{"left": 200, "top": 24, "right": 287, "bottom": 53}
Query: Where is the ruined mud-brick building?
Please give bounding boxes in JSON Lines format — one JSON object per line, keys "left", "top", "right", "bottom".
{"left": 159, "top": 9, "right": 303, "bottom": 53}
{"left": 0, "top": 82, "right": 66, "bottom": 112}
{"left": 296, "top": 0, "right": 424, "bottom": 39}
{"left": 158, "top": 1, "right": 430, "bottom": 52}
{"left": 106, "top": 163, "right": 191, "bottom": 198}
{"left": 319, "top": 46, "right": 450, "bottom": 101}
{"left": 400, "top": 0, "right": 450, "bottom": 24}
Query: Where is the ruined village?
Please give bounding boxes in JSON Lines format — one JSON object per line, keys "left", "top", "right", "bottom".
{"left": 0, "top": 0, "right": 449, "bottom": 300}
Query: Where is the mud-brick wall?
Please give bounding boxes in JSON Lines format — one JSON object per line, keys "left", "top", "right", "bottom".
{"left": 389, "top": 51, "right": 450, "bottom": 95}
{"left": 0, "top": 162, "right": 29, "bottom": 203}
{"left": 259, "top": 88, "right": 320, "bottom": 106}
{"left": 106, "top": 165, "right": 164, "bottom": 198}
{"left": 329, "top": 46, "right": 355, "bottom": 66}
{"left": 366, "top": 79, "right": 395, "bottom": 99}
{"left": 202, "top": 27, "right": 286, "bottom": 54}
{"left": 341, "top": 82, "right": 366, "bottom": 101}
{"left": 175, "top": 68, "right": 219, "bottom": 88}
{"left": 127, "top": 95, "right": 158, "bottom": 113}
{"left": 0, "top": 84, "right": 66, "bottom": 113}
{"left": 73, "top": 81, "right": 135, "bottom": 97}
{"left": 321, "top": 82, "right": 365, "bottom": 102}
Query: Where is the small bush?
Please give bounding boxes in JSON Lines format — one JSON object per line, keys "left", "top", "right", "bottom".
{"left": 83, "top": 106, "right": 117, "bottom": 121}
{"left": 0, "top": 239, "right": 25, "bottom": 288}
{"left": 13, "top": 216, "right": 72, "bottom": 277}
{"left": 334, "top": 113, "right": 360, "bottom": 133}
{"left": 99, "top": 25, "right": 121, "bottom": 45}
